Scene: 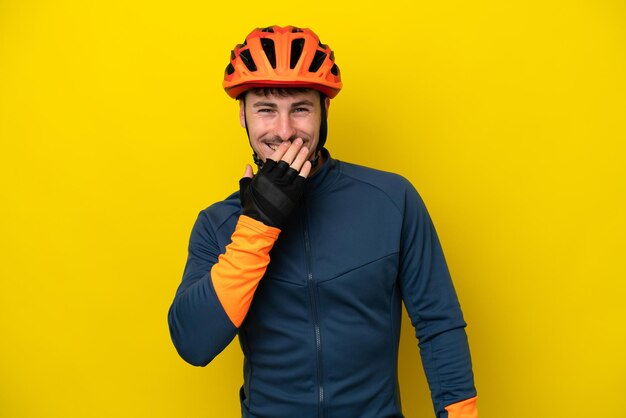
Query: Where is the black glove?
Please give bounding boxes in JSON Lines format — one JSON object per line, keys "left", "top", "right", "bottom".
{"left": 239, "top": 159, "right": 306, "bottom": 229}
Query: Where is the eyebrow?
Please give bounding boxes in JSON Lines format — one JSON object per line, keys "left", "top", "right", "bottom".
{"left": 291, "top": 100, "right": 315, "bottom": 107}
{"left": 251, "top": 100, "right": 315, "bottom": 108}
{"left": 252, "top": 101, "right": 278, "bottom": 108}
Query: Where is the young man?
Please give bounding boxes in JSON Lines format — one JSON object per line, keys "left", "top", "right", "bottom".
{"left": 168, "top": 25, "right": 478, "bottom": 418}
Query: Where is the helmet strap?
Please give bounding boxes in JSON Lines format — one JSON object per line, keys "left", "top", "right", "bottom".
{"left": 241, "top": 95, "right": 263, "bottom": 169}
{"left": 318, "top": 92, "right": 328, "bottom": 151}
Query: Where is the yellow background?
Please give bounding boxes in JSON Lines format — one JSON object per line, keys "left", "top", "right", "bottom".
{"left": 1, "top": 1, "right": 625, "bottom": 417}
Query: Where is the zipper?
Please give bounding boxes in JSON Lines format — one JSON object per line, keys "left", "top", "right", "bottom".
{"left": 303, "top": 200, "right": 324, "bottom": 418}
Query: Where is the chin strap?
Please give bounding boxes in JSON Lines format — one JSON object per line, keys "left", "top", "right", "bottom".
{"left": 252, "top": 152, "right": 264, "bottom": 168}
{"left": 243, "top": 93, "right": 327, "bottom": 170}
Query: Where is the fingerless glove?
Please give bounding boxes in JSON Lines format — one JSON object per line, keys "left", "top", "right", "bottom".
{"left": 239, "top": 159, "right": 306, "bottom": 229}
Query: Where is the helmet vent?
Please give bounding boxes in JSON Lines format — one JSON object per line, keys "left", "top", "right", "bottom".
{"left": 330, "top": 63, "right": 339, "bottom": 76}
{"left": 225, "top": 63, "right": 235, "bottom": 75}
{"left": 239, "top": 49, "right": 257, "bottom": 72}
{"left": 290, "top": 39, "right": 305, "bottom": 69}
{"left": 230, "top": 51, "right": 235, "bottom": 60}
{"left": 291, "top": 27, "right": 303, "bottom": 33}
{"left": 261, "top": 38, "right": 277, "bottom": 68}
{"left": 308, "top": 50, "right": 327, "bottom": 72}
{"left": 261, "top": 27, "right": 274, "bottom": 33}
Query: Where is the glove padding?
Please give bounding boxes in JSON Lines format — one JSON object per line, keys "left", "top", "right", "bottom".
{"left": 239, "top": 159, "right": 306, "bottom": 229}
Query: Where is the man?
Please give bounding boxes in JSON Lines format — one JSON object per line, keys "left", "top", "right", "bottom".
{"left": 168, "top": 25, "right": 478, "bottom": 418}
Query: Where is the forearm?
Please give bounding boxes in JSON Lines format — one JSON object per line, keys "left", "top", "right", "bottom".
{"left": 210, "top": 215, "right": 280, "bottom": 327}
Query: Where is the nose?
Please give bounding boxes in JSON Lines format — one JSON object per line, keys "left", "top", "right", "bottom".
{"left": 274, "top": 113, "right": 297, "bottom": 141}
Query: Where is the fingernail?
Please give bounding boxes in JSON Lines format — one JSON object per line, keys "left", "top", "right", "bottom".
{"left": 294, "top": 138, "right": 302, "bottom": 145}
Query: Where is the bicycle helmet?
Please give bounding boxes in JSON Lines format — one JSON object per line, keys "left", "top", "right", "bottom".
{"left": 223, "top": 25, "right": 342, "bottom": 99}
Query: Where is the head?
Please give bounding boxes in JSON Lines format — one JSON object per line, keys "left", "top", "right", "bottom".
{"left": 238, "top": 87, "right": 330, "bottom": 166}
{"left": 223, "top": 25, "right": 342, "bottom": 167}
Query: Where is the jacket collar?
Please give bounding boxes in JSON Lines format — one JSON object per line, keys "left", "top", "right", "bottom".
{"left": 304, "top": 148, "right": 339, "bottom": 195}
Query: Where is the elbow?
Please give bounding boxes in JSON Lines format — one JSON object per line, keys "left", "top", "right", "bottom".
{"left": 167, "top": 305, "right": 215, "bottom": 367}
{"left": 166, "top": 284, "right": 238, "bottom": 367}
{"left": 174, "top": 344, "right": 214, "bottom": 367}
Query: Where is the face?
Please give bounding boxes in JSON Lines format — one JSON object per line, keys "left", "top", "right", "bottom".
{"left": 240, "top": 89, "right": 329, "bottom": 163}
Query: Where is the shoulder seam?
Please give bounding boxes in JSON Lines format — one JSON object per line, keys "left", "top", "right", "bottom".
{"left": 337, "top": 163, "right": 405, "bottom": 215}
{"left": 199, "top": 202, "right": 241, "bottom": 236}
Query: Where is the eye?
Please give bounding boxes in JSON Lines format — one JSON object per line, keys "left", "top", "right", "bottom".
{"left": 294, "top": 107, "right": 310, "bottom": 113}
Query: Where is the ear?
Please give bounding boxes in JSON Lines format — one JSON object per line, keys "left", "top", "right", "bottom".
{"left": 324, "top": 97, "right": 330, "bottom": 114}
{"left": 239, "top": 99, "right": 246, "bottom": 128}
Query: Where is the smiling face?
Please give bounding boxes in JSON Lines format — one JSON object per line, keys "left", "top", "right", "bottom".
{"left": 240, "top": 89, "right": 328, "bottom": 164}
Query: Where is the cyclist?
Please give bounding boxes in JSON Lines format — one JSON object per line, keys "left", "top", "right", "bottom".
{"left": 168, "top": 25, "right": 478, "bottom": 418}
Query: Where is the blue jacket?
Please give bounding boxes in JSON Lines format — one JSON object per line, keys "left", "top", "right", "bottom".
{"left": 168, "top": 151, "right": 477, "bottom": 417}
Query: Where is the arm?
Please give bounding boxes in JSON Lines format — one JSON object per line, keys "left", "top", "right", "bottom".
{"left": 398, "top": 182, "right": 478, "bottom": 418}
{"left": 167, "top": 213, "right": 279, "bottom": 366}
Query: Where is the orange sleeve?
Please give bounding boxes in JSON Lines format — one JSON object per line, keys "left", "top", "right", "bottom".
{"left": 210, "top": 215, "right": 280, "bottom": 327}
{"left": 445, "top": 396, "right": 478, "bottom": 418}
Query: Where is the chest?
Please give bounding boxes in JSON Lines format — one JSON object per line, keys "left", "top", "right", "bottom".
{"left": 265, "top": 189, "right": 403, "bottom": 286}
